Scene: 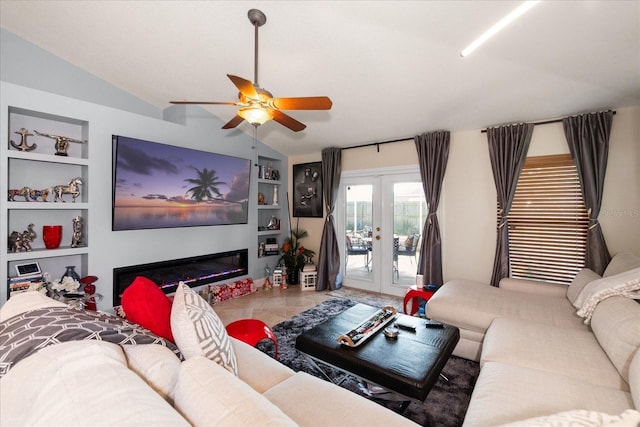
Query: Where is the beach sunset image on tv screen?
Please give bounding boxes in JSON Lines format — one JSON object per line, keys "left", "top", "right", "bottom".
{"left": 112, "top": 135, "right": 251, "bottom": 230}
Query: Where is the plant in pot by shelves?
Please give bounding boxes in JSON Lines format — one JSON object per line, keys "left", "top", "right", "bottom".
{"left": 279, "top": 227, "right": 315, "bottom": 286}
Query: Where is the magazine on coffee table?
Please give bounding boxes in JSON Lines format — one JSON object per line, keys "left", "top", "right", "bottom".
{"left": 337, "top": 306, "right": 397, "bottom": 347}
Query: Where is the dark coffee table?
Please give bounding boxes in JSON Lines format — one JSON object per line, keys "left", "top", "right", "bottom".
{"left": 295, "top": 303, "right": 459, "bottom": 403}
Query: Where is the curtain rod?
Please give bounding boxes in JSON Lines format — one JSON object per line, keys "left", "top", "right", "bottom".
{"left": 342, "top": 136, "right": 414, "bottom": 152}
{"left": 480, "top": 110, "right": 617, "bottom": 133}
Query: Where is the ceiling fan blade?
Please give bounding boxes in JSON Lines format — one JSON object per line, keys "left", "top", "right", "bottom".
{"left": 170, "top": 100, "right": 240, "bottom": 105}
{"left": 272, "top": 110, "right": 306, "bottom": 132}
{"left": 270, "top": 96, "right": 332, "bottom": 110}
{"left": 222, "top": 115, "right": 245, "bottom": 129}
{"left": 227, "top": 74, "right": 259, "bottom": 99}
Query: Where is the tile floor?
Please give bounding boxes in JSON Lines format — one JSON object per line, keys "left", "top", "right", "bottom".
{"left": 214, "top": 285, "right": 401, "bottom": 327}
{"left": 214, "top": 285, "right": 333, "bottom": 327}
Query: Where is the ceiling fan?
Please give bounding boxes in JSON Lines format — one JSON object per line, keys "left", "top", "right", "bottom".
{"left": 170, "top": 9, "right": 332, "bottom": 132}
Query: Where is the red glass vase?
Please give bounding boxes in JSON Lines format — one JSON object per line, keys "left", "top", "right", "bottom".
{"left": 42, "top": 225, "right": 62, "bottom": 249}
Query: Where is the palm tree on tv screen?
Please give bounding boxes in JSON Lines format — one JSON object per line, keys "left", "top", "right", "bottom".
{"left": 185, "top": 167, "right": 226, "bottom": 202}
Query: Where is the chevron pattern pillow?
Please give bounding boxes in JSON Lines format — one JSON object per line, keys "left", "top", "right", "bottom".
{"left": 171, "top": 282, "right": 238, "bottom": 376}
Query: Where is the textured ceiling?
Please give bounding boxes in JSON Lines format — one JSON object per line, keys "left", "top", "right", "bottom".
{"left": 1, "top": 1, "right": 638, "bottom": 155}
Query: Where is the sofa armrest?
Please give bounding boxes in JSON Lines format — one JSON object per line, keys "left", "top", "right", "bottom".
{"left": 499, "top": 278, "right": 568, "bottom": 297}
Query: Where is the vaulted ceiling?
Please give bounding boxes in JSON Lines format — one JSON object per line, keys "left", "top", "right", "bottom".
{"left": 1, "top": 1, "right": 638, "bottom": 155}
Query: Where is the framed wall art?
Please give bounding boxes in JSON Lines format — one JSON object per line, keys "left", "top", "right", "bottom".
{"left": 292, "top": 162, "right": 323, "bottom": 218}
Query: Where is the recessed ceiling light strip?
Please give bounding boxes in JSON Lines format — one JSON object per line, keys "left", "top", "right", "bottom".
{"left": 460, "top": 0, "right": 540, "bottom": 58}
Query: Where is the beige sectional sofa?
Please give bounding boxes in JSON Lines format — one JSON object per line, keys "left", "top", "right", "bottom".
{"left": 428, "top": 253, "right": 640, "bottom": 426}
{"left": 0, "top": 291, "right": 418, "bottom": 427}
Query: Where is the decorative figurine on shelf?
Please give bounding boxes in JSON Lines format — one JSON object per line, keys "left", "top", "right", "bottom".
{"left": 34, "top": 130, "right": 86, "bottom": 156}
{"left": 70, "top": 216, "right": 84, "bottom": 248}
{"left": 8, "top": 187, "right": 32, "bottom": 202}
{"left": 266, "top": 215, "right": 280, "bottom": 230}
{"left": 9, "top": 128, "right": 37, "bottom": 152}
{"left": 273, "top": 185, "right": 279, "bottom": 206}
{"left": 29, "top": 187, "right": 53, "bottom": 202}
{"left": 258, "top": 192, "right": 266, "bottom": 205}
{"left": 8, "top": 223, "right": 36, "bottom": 252}
{"left": 271, "top": 169, "right": 280, "bottom": 181}
{"left": 258, "top": 241, "right": 265, "bottom": 258}
{"left": 53, "top": 177, "right": 83, "bottom": 203}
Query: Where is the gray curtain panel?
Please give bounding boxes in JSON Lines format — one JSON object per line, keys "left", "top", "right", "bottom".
{"left": 563, "top": 111, "right": 613, "bottom": 275}
{"left": 316, "top": 147, "right": 342, "bottom": 291}
{"left": 414, "top": 130, "right": 450, "bottom": 287}
{"left": 487, "top": 123, "right": 534, "bottom": 287}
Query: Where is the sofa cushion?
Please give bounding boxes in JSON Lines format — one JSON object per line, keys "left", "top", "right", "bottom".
{"left": 590, "top": 296, "right": 640, "bottom": 383}
{"left": 427, "top": 279, "right": 586, "bottom": 335}
{"left": 122, "top": 343, "right": 182, "bottom": 403}
{"left": 496, "top": 409, "right": 640, "bottom": 427}
{"left": 0, "top": 340, "right": 189, "bottom": 427}
{"left": 482, "top": 317, "right": 628, "bottom": 390}
{"left": 567, "top": 268, "right": 602, "bottom": 307}
{"left": 603, "top": 253, "right": 640, "bottom": 277}
{"left": 171, "top": 282, "right": 238, "bottom": 375}
{"left": 462, "top": 362, "right": 634, "bottom": 427}
{"left": 263, "top": 371, "right": 419, "bottom": 426}
{"left": 173, "top": 355, "right": 297, "bottom": 427}
{"left": 121, "top": 276, "right": 175, "bottom": 343}
{"left": 231, "top": 337, "right": 294, "bottom": 393}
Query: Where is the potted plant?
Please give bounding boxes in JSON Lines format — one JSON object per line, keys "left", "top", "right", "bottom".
{"left": 279, "top": 227, "right": 315, "bottom": 285}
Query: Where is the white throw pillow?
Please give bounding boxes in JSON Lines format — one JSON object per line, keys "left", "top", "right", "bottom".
{"left": 567, "top": 268, "right": 602, "bottom": 307}
{"left": 171, "top": 282, "right": 238, "bottom": 375}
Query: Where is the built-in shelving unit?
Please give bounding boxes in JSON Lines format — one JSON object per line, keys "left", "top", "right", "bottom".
{"left": 256, "top": 155, "right": 284, "bottom": 269}
{"left": 4, "top": 107, "right": 90, "bottom": 298}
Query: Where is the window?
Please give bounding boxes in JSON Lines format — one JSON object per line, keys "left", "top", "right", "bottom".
{"left": 501, "top": 154, "right": 588, "bottom": 284}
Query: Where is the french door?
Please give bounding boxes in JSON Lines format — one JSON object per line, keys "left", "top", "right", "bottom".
{"left": 337, "top": 166, "right": 426, "bottom": 297}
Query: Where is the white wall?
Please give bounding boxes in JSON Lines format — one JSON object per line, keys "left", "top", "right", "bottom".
{"left": 296, "top": 107, "right": 640, "bottom": 284}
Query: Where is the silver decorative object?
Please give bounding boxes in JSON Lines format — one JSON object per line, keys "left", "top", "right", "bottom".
{"left": 70, "top": 216, "right": 84, "bottom": 248}
{"left": 53, "top": 177, "right": 83, "bottom": 203}
{"left": 8, "top": 223, "right": 36, "bottom": 252}
{"left": 272, "top": 184, "right": 279, "bottom": 206}
{"left": 266, "top": 215, "right": 280, "bottom": 230}
{"left": 34, "top": 130, "right": 86, "bottom": 156}
{"left": 9, "top": 128, "right": 37, "bottom": 151}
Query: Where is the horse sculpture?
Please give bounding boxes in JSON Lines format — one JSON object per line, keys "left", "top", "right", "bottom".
{"left": 53, "top": 177, "right": 83, "bottom": 203}
{"left": 7, "top": 186, "right": 31, "bottom": 202}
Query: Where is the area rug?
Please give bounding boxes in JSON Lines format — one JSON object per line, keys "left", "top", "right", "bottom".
{"left": 256, "top": 297, "right": 480, "bottom": 427}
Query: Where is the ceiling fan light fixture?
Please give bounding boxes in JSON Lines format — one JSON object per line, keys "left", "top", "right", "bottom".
{"left": 238, "top": 106, "right": 273, "bottom": 126}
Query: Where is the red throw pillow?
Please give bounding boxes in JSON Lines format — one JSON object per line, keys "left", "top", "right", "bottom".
{"left": 121, "top": 276, "right": 174, "bottom": 343}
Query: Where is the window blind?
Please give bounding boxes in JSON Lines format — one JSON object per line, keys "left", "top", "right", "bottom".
{"left": 501, "top": 154, "right": 588, "bottom": 284}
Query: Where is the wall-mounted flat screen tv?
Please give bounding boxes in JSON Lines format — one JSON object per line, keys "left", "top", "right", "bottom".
{"left": 112, "top": 135, "right": 250, "bottom": 231}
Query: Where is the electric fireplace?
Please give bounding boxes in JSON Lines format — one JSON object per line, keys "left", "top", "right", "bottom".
{"left": 112, "top": 249, "right": 248, "bottom": 306}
